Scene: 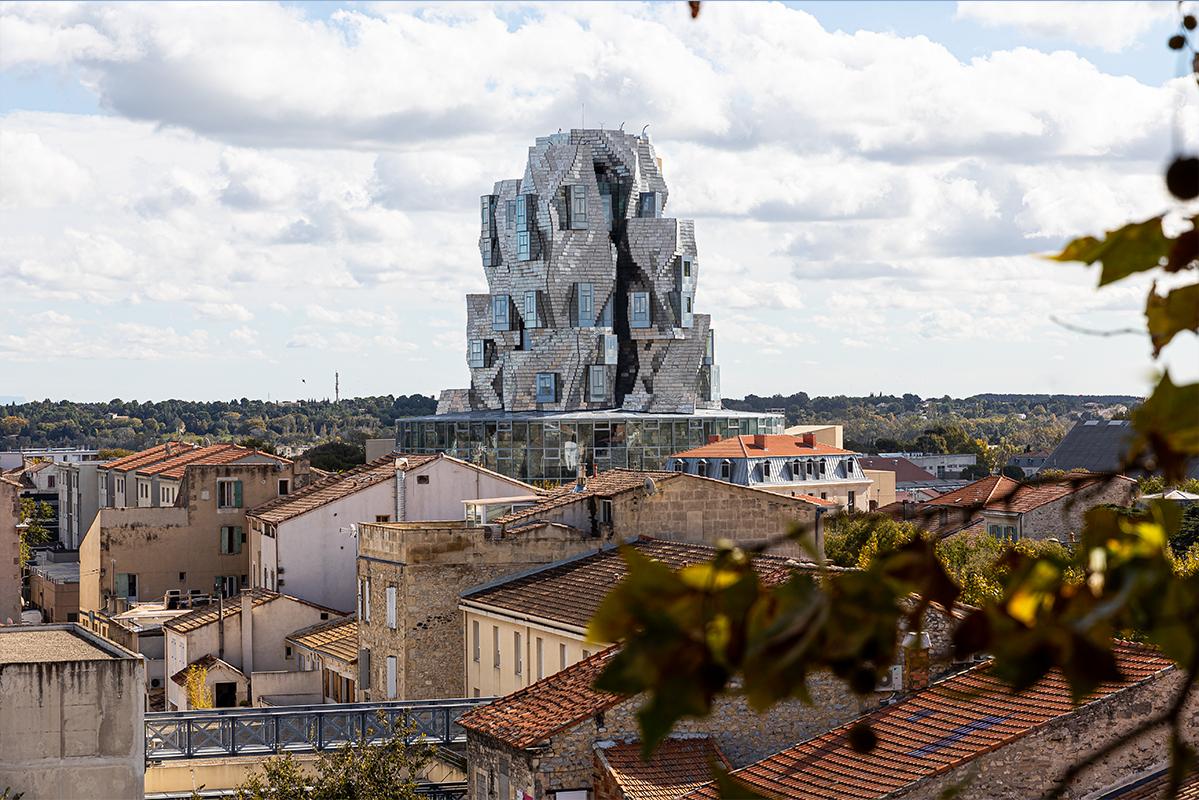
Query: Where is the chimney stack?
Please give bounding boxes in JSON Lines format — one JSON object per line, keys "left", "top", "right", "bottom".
{"left": 902, "top": 631, "right": 931, "bottom": 693}
{"left": 752, "top": 433, "right": 767, "bottom": 449}
{"left": 707, "top": 434, "right": 721, "bottom": 445}
{"left": 801, "top": 433, "right": 815, "bottom": 448}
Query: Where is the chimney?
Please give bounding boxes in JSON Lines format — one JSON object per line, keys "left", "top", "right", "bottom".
{"left": 241, "top": 592, "right": 255, "bottom": 678}
{"left": 902, "top": 631, "right": 931, "bottom": 693}
{"left": 707, "top": 434, "right": 721, "bottom": 445}
{"left": 752, "top": 433, "right": 767, "bottom": 449}
{"left": 801, "top": 433, "right": 815, "bottom": 448}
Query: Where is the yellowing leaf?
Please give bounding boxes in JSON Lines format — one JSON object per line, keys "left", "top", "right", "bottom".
{"left": 1146, "top": 282, "right": 1199, "bottom": 357}
{"left": 1049, "top": 216, "right": 1169, "bottom": 286}
{"left": 1006, "top": 561, "right": 1061, "bottom": 626}
{"left": 679, "top": 562, "right": 743, "bottom": 591}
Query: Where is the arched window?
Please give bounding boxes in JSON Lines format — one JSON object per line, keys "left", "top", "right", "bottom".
{"left": 792, "top": 459, "right": 802, "bottom": 479}
{"left": 673, "top": 459, "right": 684, "bottom": 473}
{"left": 761, "top": 461, "right": 772, "bottom": 480}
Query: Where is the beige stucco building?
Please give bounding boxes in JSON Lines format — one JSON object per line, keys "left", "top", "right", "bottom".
{"left": 27, "top": 556, "right": 80, "bottom": 623}
{"left": 0, "top": 625, "right": 145, "bottom": 800}
{"left": 81, "top": 448, "right": 313, "bottom": 615}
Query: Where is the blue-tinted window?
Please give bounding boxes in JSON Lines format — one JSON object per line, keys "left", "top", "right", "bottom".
{"left": 515, "top": 195, "right": 529, "bottom": 231}
{"left": 524, "top": 291, "right": 539, "bottom": 327}
{"left": 480, "top": 195, "right": 493, "bottom": 236}
{"left": 506, "top": 200, "right": 516, "bottom": 230}
{"left": 492, "top": 294, "right": 510, "bottom": 331}
{"left": 517, "top": 231, "right": 531, "bottom": 261}
{"left": 680, "top": 291, "right": 693, "bottom": 328}
{"left": 570, "top": 185, "right": 587, "bottom": 230}
{"left": 577, "top": 283, "right": 594, "bottom": 327}
{"left": 639, "top": 192, "right": 658, "bottom": 218}
{"left": 630, "top": 292, "right": 651, "bottom": 328}
{"left": 588, "top": 366, "right": 606, "bottom": 403}
{"left": 535, "top": 373, "right": 557, "bottom": 403}
{"left": 468, "top": 339, "right": 485, "bottom": 368}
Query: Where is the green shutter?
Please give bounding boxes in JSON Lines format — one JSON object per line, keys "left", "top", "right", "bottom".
{"left": 219, "top": 527, "right": 229, "bottom": 554}
{"left": 233, "top": 480, "right": 243, "bottom": 508}
{"left": 115, "top": 573, "right": 129, "bottom": 597}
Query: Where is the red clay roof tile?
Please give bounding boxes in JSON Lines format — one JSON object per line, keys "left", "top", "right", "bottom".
{"left": 597, "top": 736, "right": 729, "bottom": 800}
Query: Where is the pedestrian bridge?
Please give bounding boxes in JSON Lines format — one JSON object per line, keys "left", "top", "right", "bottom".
{"left": 144, "top": 697, "right": 491, "bottom": 762}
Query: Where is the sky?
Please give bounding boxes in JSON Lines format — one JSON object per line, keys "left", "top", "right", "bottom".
{"left": 1, "top": 1, "right": 1196, "bottom": 403}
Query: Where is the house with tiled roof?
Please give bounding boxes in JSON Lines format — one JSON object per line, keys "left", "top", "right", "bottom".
{"left": 880, "top": 473, "right": 1137, "bottom": 543}
{"left": 79, "top": 443, "right": 317, "bottom": 617}
{"left": 457, "top": 600, "right": 963, "bottom": 800}
{"left": 459, "top": 538, "right": 811, "bottom": 698}
{"left": 286, "top": 615, "right": 359, "bottom": 704}
{"left": 684, "top": 641, "right": 1184, "bottom": 800}
{"left": 162, "top": 589, "right": 343, "bottom": 710}
{"left": 669, "top": 433, "right": 877, "bottom": 513}
{"left": 246, "top": 453, "right": 539, "bottom": 612}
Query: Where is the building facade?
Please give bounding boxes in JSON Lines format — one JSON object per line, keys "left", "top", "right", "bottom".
{"left": 247, "top": 453, "right": 540, "bottom": 612}
{"left": 669, "top": 433, "right": 874, "bottom": 512}
{"left": 397, "top": 128, "right": 783, "bottom": 481}
{"left": 0, "top": 475, "right": 20, "bottom": 623}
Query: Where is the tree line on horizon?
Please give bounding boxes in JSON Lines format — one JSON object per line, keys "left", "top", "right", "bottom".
{"left": 0, "top": 391, "right": 1136, "bottom": 465}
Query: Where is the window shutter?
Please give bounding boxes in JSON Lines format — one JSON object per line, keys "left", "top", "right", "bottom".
{"left": 358, "top": 649, "right": 371, "bottom": 688}
{"left": 219, "top": 527, "right": 229, "bottom": 554}
{"left": 115, "top": 573, "right": 128, "bottom": 597}
{"left": 386, "top": 586, "right": 397, "bottom": 629}
{"left": 233, "top": 480, "right": 244, "bottom": 508}
{"left": 386, "top": 656, "right": 397, "bottom": 700}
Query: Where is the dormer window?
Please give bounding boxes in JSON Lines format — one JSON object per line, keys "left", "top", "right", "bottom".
{"left": 697, "top": 460, "right": 708, "bottom": 478}
{"left": 720, "top": 459, "right": 731, "bottom": 480}
{"left": 761, "top": 461, "right": 771, "bottom": 480}
{"left": 792, "top": 459, "right": 802, "bottom": 478}
{"left": 630, "top": 292, "right": 651, "bottom": 329}
{"left": 524, "top": 291, "right": 540, "bottom": 328}
{"left": 535, "top": 373, "right": 557, "bottom": 404}
{"left": 577, "top": 283, "right": 594, "bottom": 328}
{"left": 673, "top": 460, "right": 684, "bottom": 473}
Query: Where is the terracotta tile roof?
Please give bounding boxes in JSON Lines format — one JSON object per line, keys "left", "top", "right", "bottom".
{"left": 250, "top": 454, "right": 436, "bottom": 525}
{"left": 102, "top": 443, "right": 188, "bottom": 473}
{"left": 982, "top": 474, "right": 1134, "bottom": 515}
{"left": 286, "top": 615, "right": 358, "bottom": 664}
{"left": 673, "top": 435, "right": 853, "bottom": 460}
{"left": 462, "top": 538, "right": 808, "bottom": 631}
{"left": 597, "top": 736, "right": 729, "bottom": 800}
{"left": 925, "top": 476, "right": 1018, "bottom": 508}
{"left": 685, "top": 641, "right": 1173, "bottom": 800}
{"left": 136, "top": 444, "right": 239, "bottom": 478}
{"left": 457, "top": 646, "right": 623, "bottom": 748}
{"left": 794, "top": 494, "right": 838, "bottom": 507}
{"left": 876, "top": 501, "right": 982, "bottom": 538}
{"left": 495, "top": 468, "right": 679, "bottom": 526}
{"left": 163, "top": 589, "right": 341, "bottom": 634}
{"left": 1100, "top": 769, "right": 1199, "bottom": 799}
{"left": 859, "top": 457, "right": 938, "bottom": 485}
{"left": 0, "top": 474, "right": 20, "bottom": 489}
{"left": 169, "top": 653, "right": 246, "bottom": 686}
{"left": 157, "top": 445, "right": 289, "bottom": 480}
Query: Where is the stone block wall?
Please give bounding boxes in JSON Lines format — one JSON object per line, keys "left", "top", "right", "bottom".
{"left": 1016, "top": 478, "right": 1138, "bottom": 542}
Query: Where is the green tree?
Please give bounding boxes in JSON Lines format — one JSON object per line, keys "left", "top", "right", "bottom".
{"left": 235, "top": 716, "right": 435, "bottom": 800}
{"left": 304, "top": 441, "right": 366, "bottom": 472}
{"left": 17, "top": 499, "right": 54, "bottom": 567}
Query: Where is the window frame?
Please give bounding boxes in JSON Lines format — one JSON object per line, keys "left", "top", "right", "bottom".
{"left": 535, "top": 373, "right": 557, "bottom": 404}
{"left": 588, "top": 365, "right": 606, "bottom": 403}
{"left": 577, "top": 283, "right": 594, "bottom": 327}
{"left": 630, "top": 292, "right": 651, "bottom": 328}
{"left": 491, "top": 294, "right": 510, "bottom": 331}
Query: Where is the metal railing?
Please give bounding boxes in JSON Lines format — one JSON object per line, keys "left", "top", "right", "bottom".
{"left": 145, "top": 698, "right": 491, "bottom": 762}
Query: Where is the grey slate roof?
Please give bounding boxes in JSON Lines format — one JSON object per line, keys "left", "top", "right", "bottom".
{"left": 1042, "top": 419, "right": 1199, "bottom": 478}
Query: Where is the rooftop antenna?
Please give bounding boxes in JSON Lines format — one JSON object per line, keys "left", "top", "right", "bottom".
{"left": 641, "top": 124, "right": 650, "bottom": 138}
{"left": 335, "top": 372, "right": 340, "bottom": 403}
{"left": 619, "top": 122, "right": 625, "bottom": 131}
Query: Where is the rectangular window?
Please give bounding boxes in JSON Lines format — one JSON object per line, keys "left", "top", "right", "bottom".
{"left": 357, "top": 579, "right": 364, "bottom": 618}
{"left": 217, "top": 479, "right": 243, "bottom": 509}
{"left": 848, "top": 490, "right": 856, "bottom": 512}
{"left": 386, "top": 586, "right": 397, "bottom": 629}
{"left": 515, "top": 194, "right": 528, "bottom": 230}
{"left": 468, "top": 338, "right": 486, "bottom": 368}
{"left": 219, "top": 526, "right": 244, "bottom": 555}
{"left": 577, "top": 283, "right": 594, "bottom": 327}
{"left": 506, "top": 199, "right": 516, "bottom": 230}
{"left": 639, "top": 192, "right": 658, "bottom": 218}
{"left": 588, "top": 365, "right": 607, "bottom": 403}
{"left": 681, "top": 255, "right": 693, "bottom": 280}
{"left": 680, "top": 291, "right": 693, "bottom": 328}
{"left": 602, "top": 333, "right": 618, "bottom": 365}
{"left": 536, "top": 637, "right": 544, "bottom": 680}
{"left": 492, "top": 626, "right": 501, "bottom": 669}
{"left": 762, "top": 461, "right": 771, "bottom": 480}
{"left": 630, "top": 292, "right": 651, "bottom": 328}
{"left": 491, "top": 294, "right": 510, "bottom": 331}
{"left": 535, "top": 373, "right": 557, "bottom": 404}
{"left": 516, "top": 230, "right": 531, "bottom": 261}
{"left": 559, "top": 643, "right": 567, "bottom": 670}
{"left": 277, "top": 479, "right": 290, "bottom": 496}
{"left": 524, "top": 291, "right": 540, "bottom": 328}
{"left": 514, "top": 631, "right": 523, "bottom": 676}
{"left": 600, "top": 499, "right": 613, "bottom": 524}
{"left": 416, "top": 475, "right": 430, "bottom": 485}
{"left": 697, "top": 460, "right": 708, "bottom": 478}
{"left": 386, "top": 656, "right": 397, "bottom": 700}
{"left": 115, "top": 573, "right": 137, "bottom": 599}
{"left": 480, "top": 195, "right": 493, "bottom": 237}
{"left": 570, "top": 185, "right": 587, "bottom": 229}
{"left": 472, "top": 620, "right": 481, "bottom": 663}
{"left": 720, "top": 460, "right": 731, "bottom": 480}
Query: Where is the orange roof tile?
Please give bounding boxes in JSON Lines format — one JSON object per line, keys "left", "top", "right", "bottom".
{"left": 462, "top": 538, "right": 809, "bottom": 631}
{"left": 858, "top": 457, "right": 938, "bottom": 484}
{"left": 597, "top": 736, "right": 729, "bottom": 800}
{"left": 136, "top": 444, "right": 239, "bottom": 478}
{"left": 103, "top": 442, "right": 190, "bottom": 473}
{"left": 925, "top": 476, "right": 1019, "bottom": 508}
{"left": 458, "top": 646, "right": 623, "bottom": 748}
{"left": 169, "top": 653, "right": 245, "bottom": 686}
{"left": 157, "top": 445, "right": 289, "bottom": 480}
{"left": 672, "top": 435, "right": 854, "bottom": 460}
{"left": 164, "top": 589, "right": 341, "bottom": 634}
{"left": 684, "top": 641, "right": 1173, "bottom": 800}
{"left": 286, "top": 615, "right": 358, "bottom": 664}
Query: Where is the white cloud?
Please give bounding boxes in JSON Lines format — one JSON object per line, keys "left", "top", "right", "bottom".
{"left": 0, "top": 129, "right": 91, "bottom": 209}
{"left": 956, "top": 2, "right": 1175, "bottom": 53}
{"left": 195, "top": 302, "right": 253, "bottom": 322}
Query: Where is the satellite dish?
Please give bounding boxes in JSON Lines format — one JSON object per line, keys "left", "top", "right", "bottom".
{"left": 644, "top": 477, "right": 657, "bottom": 496}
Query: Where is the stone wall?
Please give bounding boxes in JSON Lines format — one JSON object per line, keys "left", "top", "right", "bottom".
{"left": 1016, "top": 478, "right": 1138, "bottom": 542}
{"left": 357, "top": 521, "right": 597, "bottom": 700}
{"left": 0, "top": 478, "right": 20, "bottom": 623}
{"left": 897, "top": 666, "right": 1192, "bottom": 799}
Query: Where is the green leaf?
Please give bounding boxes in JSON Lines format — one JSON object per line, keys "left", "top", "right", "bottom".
{"left": 1049, "top": 216, "right": 1169, "bottom": 286}
{"left": 1146, "top": 282, "right": 1199, "bottom": 357}
{"left": 1129, "top": 373, "right": 1199, "bottom": 483}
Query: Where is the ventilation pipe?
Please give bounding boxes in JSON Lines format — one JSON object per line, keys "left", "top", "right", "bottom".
{"left": 394, "top": 458, "right": 408, "bottom": 522}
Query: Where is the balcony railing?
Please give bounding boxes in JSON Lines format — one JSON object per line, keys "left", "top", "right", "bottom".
{"left": 145, "top": 698, "right": 491, "bottom": 762}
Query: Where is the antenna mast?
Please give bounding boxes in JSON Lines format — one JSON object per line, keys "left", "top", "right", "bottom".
{"left": 335, "top": 372, "right": 340, "bottom": 403}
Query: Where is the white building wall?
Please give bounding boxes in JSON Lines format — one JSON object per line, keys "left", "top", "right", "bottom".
{"left": 403, "top": 458, "right": 537, "bottom": 521}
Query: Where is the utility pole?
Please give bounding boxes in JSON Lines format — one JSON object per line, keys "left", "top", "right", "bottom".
{"left": 335, "top": 372, "right": 340, "bottom": 403}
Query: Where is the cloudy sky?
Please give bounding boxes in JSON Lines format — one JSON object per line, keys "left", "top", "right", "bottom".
{"left": 2, "top": 1, "right": 1196, "bottom": 403}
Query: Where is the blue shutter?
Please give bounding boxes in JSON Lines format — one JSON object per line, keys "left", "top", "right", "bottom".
{"left": 233, "top": 480, "right": 243, "bottom": 508}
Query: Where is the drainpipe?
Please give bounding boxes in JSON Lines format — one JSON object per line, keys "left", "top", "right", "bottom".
{"left": 395, "top": 458, "right": 408, "bottom": 522}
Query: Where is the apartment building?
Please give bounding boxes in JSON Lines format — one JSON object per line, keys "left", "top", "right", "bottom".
{"left": 1, "top": 474, "right": 20, "bottom": 623}
{"left": 247, "top": 453, "right": 540, "bottom": 612}
{"left": 27, "top": 555, "right": 80, "bottom": 623}
{"left": 80, "top": 447, "right": 313, "bottom": 615}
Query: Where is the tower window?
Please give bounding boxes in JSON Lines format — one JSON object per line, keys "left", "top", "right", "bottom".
{"left": 491, "top": 294, "right": 510, "bottom": 331}
{"left": 577, "top": 283, "right": 594, "bottom": 327}
{"left": 524, "top": 291, "right": 540, "bottom": 328}
{"left": 569, "top": 185, "right": 588, "bottom": 230}
{"left": 588, "top": 365, "right": 607, "bottom": 403}
{"left": 630, "top": 292, "right": 651, "bottom": 328}
{"left": 535, "top": 373, "right": 557, "bottom": 404}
